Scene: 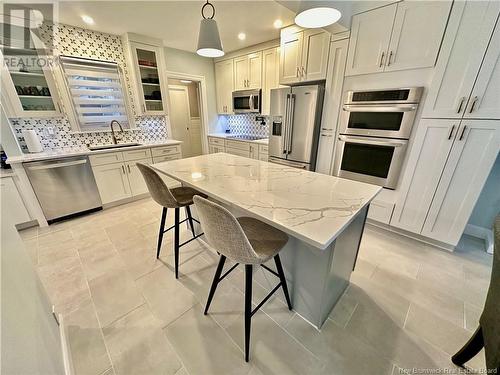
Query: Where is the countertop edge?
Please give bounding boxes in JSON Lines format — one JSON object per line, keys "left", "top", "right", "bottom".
{"left": 208, "top": 133, "right": 269, "bottom": 145}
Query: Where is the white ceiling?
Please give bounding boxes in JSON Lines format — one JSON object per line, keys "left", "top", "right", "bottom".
{"left": 56, "top": 1, "right": 298, "bottom": 53}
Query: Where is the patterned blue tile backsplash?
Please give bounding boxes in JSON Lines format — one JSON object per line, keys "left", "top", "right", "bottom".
{"left": 220, "top": 114, "right": 269, "bottom": 137}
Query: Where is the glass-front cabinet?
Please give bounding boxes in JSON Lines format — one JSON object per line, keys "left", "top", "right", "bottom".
{"left": 0, "top": 21, "right": 62, "bottom": 118}
{"left": 128, "top": 41, "right": 168, "bottom": 115}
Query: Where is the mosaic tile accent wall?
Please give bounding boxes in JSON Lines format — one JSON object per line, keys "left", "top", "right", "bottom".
{"left": 220, "top": 114, "right": 270, "bottom": 137}
{"left": 8, "top": 22, "right": 169, "bottom": 153}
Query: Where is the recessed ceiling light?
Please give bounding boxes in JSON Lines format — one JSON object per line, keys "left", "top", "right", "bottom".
{"left": 273, "top": 19, "right": 283, "bottom": 29}
{"left": 295, "top": 6, "right": 341, "bottom": 28}
{"left": 238, "top": 33, "right": 246, "bottom": 41}
{"left": 180, "top": 80, "right": 192, "bottom": 84}
{"left": 81, "top": 15, "right": 95, "bottom": 25}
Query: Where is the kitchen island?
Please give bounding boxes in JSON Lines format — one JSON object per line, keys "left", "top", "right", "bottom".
{"left": 152, "top": 153, "right": 381, "bottom": 328}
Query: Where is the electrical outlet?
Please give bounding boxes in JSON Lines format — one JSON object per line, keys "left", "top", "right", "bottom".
{"left": 46, "top": 126, "right": 56, "bottom": 139}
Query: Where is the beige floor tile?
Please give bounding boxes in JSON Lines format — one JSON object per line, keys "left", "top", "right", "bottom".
{"left": 224, "top": 309, "right": 325, "bottom": 375}
{"left": 353, "top": 257, "right": 377, "bottom": 279}
{"left": 328, "top": 289, "right": 358, "bottom": 328}
{"left": 103, "top": 305, "right": 181, "bottom": 375}
{"left": 88, "top": 266, "right": 144, "bottom": 327}
{"left": 64, "top": 300, "right": 112, "bottom": 375}
{"left": 405, "top": 304, "right": 472, "bottom": 355}
{"left": 23, "top": 237, "right": 38, "bottom": 265}
{"left": 286, "top": 314, "right": 393, "bottom": 375}
{"left": 136, "top": 266, "right": 198, "bottom": 328}
{"left": 164, "top": 305, "right": 253, "bottom": 375}
{"left": 118, "top": 242, "right": 166, "bottom": 280}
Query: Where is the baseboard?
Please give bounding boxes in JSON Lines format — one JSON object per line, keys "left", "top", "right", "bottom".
{"left": 464, "top": 224, "right": 494, "bottom": 254}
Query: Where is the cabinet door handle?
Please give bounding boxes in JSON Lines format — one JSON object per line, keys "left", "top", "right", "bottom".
{"left": 142, "top": 103, "right": 146, "bottom": 112}
{"left": 296, "top": 67, "right": 300, "bottom": 78}
{"left": 448, "top": 125, "right": 456, "bottom": 140}
{"left": 456, "top": 97, "right": 466, "bottom": 114}
{"left": 127, "top": 164, "right": 131, "bottom": 173}
{"left": 387, "top": 51, "right": 393, "bottom": 66}
{"left": 379, "top": 52, "right": 385, "bottom": 67}
{"left": 302, "top": 66, "right": 306, "bottom": 77}
{"left": 459, "top": 125, "right": 467, "bottom": 141}
{"left": 121, "top": 165, "right": 125, "bottom": 174}
{"left": 468, "top": 96, "right": 478, "bottom": 113}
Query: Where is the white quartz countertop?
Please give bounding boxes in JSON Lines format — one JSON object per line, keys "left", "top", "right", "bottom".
{"left": 151, "top": 153, "right": 381, "bottom": 249}
{"left": 6, "top": 140, "right": 182, "bottom": 164}
{"left": 208, "top": 133, "right": 269, "bottom": 145}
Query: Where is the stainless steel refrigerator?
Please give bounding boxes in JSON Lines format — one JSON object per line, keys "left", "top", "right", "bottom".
{"left": 269, "top": 84, "right": 325, "bottom": 170}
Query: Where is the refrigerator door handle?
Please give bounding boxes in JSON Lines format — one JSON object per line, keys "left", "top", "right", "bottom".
{"left": 287, "top": 94, "right": 296, "bottom": 154}
{"left": 282, "top": 94, "right": 290, "bottom": 154}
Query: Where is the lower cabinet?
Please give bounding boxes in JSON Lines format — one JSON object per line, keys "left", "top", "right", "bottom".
{"left": 208, "top": 136, "right": 269, "bottom": 160}
{"left": 92, "top": 163, "right": 132, "bottom": 204}
{"left": 225, "top": 147, "right": 250, "bottom": 158}
{"left": 391, "top": 119, "right": 500, "bottom": 246}
{"left": 126, "top": 158, "right": 151, "bottom": 196}
{"left": 0, "top": 176, "right": 31, "bottom": 225}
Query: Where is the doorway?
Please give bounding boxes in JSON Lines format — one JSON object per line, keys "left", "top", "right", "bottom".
{"left": 168, "top": 79, "right": 203, "bottom": 157}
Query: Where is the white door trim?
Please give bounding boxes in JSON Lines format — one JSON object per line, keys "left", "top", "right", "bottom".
{"left": 165, "top": 71, "right": 209, "bottom": 154}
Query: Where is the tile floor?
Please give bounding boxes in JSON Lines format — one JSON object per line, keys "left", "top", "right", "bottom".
{"left": 19, "top": 198, "right": 492, "bottom": 375}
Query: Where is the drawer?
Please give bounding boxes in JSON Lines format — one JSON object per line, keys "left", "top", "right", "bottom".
{"left": 208, "top": 137, "right": 225, "bottom": 146}
{"left": 151, "top": 145, "right": 182, "bottom": 157}
{"left": 89, "top": 152, "right": 124, "bottom": 166}
{"left": 259, "top": 144, "right": 268, "bottom": 153}
{"left": 225, "top": 147, "right": 250, "bottom": 158}
{"left": 153, "top": 154, "right": 181, "bottom": 163}
{"left": 225, "top": 140, "right": 250, "bottom": 151}
{"left": 123, "top": 148, "right": 152, "bottom": 161}
{"left": 258, "top": 153, "right": 269, "bottom": 162}
{"left": 367, "top": 199, "right": 395, "bottom": 224}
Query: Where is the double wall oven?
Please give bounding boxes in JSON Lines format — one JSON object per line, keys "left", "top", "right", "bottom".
{"left": 333, "top": 87, "right": 423, "bottom": 189}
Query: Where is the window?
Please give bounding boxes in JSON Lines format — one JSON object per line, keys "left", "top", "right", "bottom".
{"left": 60, "top": 56, "right": 131, "bottom": 131}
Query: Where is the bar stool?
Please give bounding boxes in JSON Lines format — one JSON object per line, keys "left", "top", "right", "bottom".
{"left": 137, "top": 163, "right": 206, "bottom": 279}
{"left": 193, "top": 195, "right": 292, "bottom": 362}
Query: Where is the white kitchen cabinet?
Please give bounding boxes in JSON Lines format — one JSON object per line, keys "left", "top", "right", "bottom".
{"left": 345, "top": 4, "right": 397, "bottom": 76}
{"left": 225, "top": 147, "right": 250, "bottom": 158}
{"left": 301, "top": 29, "right": 331, "bottom": 82}
{"left": 209, "top": 145, "right": 225, "bottom": 154}
{"left": 126, "top": 158, "right": 151, "bottom": 196}
{"left": 315, "top": 133, "right": 335, "bottom": 174}
{"left": 279, "top": 29, "right": 330, "bottom": 84}
{"left": 234, "top": 52, "right": 262, "bottom": 90}
{"left": 391, "top": 119, "right": 458, "bottom": 233}
{"left": 249, "top": 144, "right": 259, "bottom": 159}
{"left": 215, "top": 59, "right": 234, "bottom": 114}
{"left": 262, "top": 47, "right": 280, "bottom": 116}
{"left": 385, "top": 1, "right": 451, "bottom": 72}
{"left": 93, "top": 162, "right": 132, "bottom": 204}
{"left": 392, "top": 118, "right": 500, "bottom": 247}
{"left": 346, "top": 1, "right": 451, "bottom": 76}
{"left": 0, "top": 176, "right": 31, "bottom": 225}
{"left": 464, "top": 20, "right": 500, "bottom": 120}
{"left": 423, "top": 1, "right": 500, "bottom": 119}
{"left": 127, "top": 41, "right": 169, "bottom": 115}
{"left": 421, "top": 120, "right": 500, "bottom": 245}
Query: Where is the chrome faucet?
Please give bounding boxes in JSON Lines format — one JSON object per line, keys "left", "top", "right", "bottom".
{"left": 110, "top": 120, "right": 123, "bottom": 144}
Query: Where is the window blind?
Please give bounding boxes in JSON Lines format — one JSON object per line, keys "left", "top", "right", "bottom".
{"left": 60, "top": 56, "right": 129, "bottom": 130}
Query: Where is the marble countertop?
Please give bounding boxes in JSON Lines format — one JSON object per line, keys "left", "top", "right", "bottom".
{"left": 151, "top": 153, "right": 381, "bottom": 249}
{"left": 6, "top": 140, "right": 182, "bottom": 164}
{"left": 208, "top": 133, "right": 269, "bottom": 145}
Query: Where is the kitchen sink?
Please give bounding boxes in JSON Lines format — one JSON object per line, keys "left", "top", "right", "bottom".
{"left": 88, "top": 142, "right": 141, "bottom": 151}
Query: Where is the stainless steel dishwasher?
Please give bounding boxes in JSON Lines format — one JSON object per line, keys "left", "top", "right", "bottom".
{"left": 25, "top": 156, "right": 102, "bottom": 223}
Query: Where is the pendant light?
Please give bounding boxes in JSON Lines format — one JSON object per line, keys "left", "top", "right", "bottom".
{"left": 197, "top": 0, "right": 224, "bottom": 57}
{"left": 295, "top": 2, "right": 341, "bottom": 29}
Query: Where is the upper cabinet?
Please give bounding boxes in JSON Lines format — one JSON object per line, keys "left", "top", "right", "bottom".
{"left": 346, "top": 1, "right": 452, "bottom": 76}
{"left": 261, "top": 47, "right": 280, "bottom": 116}
{"left": 1, "top": 21, "right": 62, "bottom": 118}
{"left": 279, "top": 28, "right": 330, "bottom": 85}
{"left": 234, "top": 52, "right": 262, "bottom": 90}
{"left": 423, "top": 0, "right": 500, "bottom": 119}
{"left": 122, "top": 34, "right": 169, "bottom": 116}
{"left": 215, "top": 59, "right": 234, "bottom": 114}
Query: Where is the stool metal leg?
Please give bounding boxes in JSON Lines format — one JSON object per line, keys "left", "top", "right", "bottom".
{"left": 157, "top": 207, "right": 167, "bottom": 259}
{"left": 451, "top": 327, "right": 484, "bottom": 367}
{"left": 204, "top": 255, "right": 226, "bottom": 315}
{"left": 245, "top": 264, "right": 253, "bottom": 362}
{"left": 174, "top": 207, "right": 180, "bottom": 279}
{"left": 274, "top": 255, "right": 292, "bottom": 310}
{"left": 185, "top": 205, "right": 196, "bottom": 238}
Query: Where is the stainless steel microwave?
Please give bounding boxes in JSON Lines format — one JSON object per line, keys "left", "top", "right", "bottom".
{"left": 232, "top": 89, "right": 261, "bottom": 113}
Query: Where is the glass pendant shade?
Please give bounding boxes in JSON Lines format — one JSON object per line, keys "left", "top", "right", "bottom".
{"left": 197, "top": 18, "right": 224, "bottom": 57}
{"left": 295, "top": 4, "right": 341, "bottom": 28}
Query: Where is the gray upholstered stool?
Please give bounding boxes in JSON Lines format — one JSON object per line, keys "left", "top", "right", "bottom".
{"left": 452, "top": 214, "right": 500, "bottom": 371}
{"left": 193, "top": 195, "right": 292, "bottom": 362}
{"left": 137, "top": 163, "right": 207, "bottom": 278}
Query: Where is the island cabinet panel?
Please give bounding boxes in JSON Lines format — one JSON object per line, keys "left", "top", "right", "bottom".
{"left": 423, "top": 0, "right": 500, "bottom": 119}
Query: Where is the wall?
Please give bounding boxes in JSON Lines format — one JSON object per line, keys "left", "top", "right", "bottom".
{"left": 7, "top": 22, "right": 170, "bottom": 153}
{"left": 468, "top": 153, "right": 500, "bottom": 229}
{"left": 163, "top": 46, "right": 219, "bottom": 133}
